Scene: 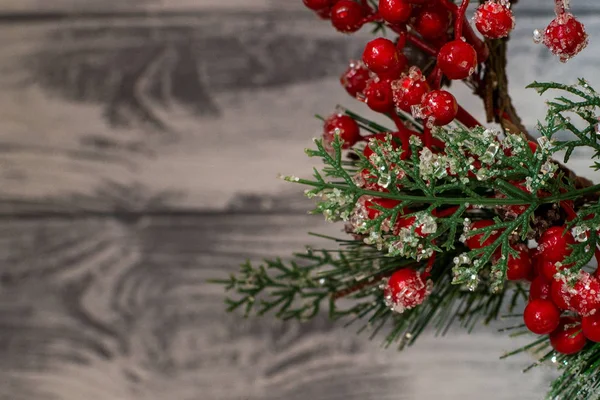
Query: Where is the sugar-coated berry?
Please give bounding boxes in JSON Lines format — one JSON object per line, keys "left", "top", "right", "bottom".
{"left": 529, "top": 276, "right": 551, "bottom": 301}
{"left": 340, "top": 61, "right": 371, "bottom": 98}
{"left": 465, "top": 220, "right": 501, "bottom": 249}
{"left": 391, "top": 68, "right": 430, "bottom": 112}
{"left": 569, "top": 272, "right": 600, "bottom": 317}
{"left": 323, "top": 114, "right": 361, "bottom": 150}
{"left": 362, "top": 38, "right": 404, "bottom": 76}
{"left": 537, "top": 226, "right": 575, "bottom": 263}
{"left": 365, "top": 197, "right": 401, "bottom": 219}
{"left": 473, "top": 1, "right": 515, "bottom": 39}
{"left": 363, "top": 78, "right": 395, "bottom": 113}
{"left": 421, "top": 90, "right": 458, "bottom": 126}
{"left": 542, "top": 13, "right": 589, "bottom": 63}
{"left": 506, "top": 244, "right": 533, "bottom": 281}
{"left": 331, "top": 0, "right": 366, "bottom": 33}
{"left": 539, "top": 259, "right": 570, "bottom": 281}
{"left": 303, "top": 0, "right": 334, "bottom": 11}
{"left": 437, "top": 40, "right": 478, "bottom": 80}
{"left": 412, "top": 6, "right": 451, "bottom": 39}
{"left": 550, "top": 317, "right": 587, "bottom": 355}
{"left": 384, "top": 268, "right": 431, "bottom": 314}
{"left": 582, "top": 314, "right": 600, "bottom": 342}
{"left": 379, "top": 0, "right": 413, "bottom": 24}
{"left": 550, "top": 278, "right": 572, "bottom": 310}
{"left": 523, "top": 299, "right": 561, "bottom": 335}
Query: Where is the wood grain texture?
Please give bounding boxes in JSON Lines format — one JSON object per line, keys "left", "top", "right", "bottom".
{"left": 0, "top": 11, "right": 600, "bottom": 211}
{"left": 0, "top": 4, "right": 599, "bottom": 400}
{"left": 0, "top": 213, "right": 558, "bottom": 400}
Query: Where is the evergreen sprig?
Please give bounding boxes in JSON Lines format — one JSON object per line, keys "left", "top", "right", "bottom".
{"left": 216, "top": 79, "right": 600, "bottom": 400}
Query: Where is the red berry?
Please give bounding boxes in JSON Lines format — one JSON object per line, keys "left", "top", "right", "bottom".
{"left": 340, "top": 61, "right": 371, "bottom": 98}
{"left": 473, "top": 1, "right": 515, "bottom": 39}
{"left": 437, "top": 40, "right": 478, "bottom": 80}
{"left": 421, "top": 90, "right": 458, "bottom": 126}
{"left": 363, "top": 78, "right": 395, "bottom": 113}
{"left": 506, "top": 244, "right": 532, "bottom": 281}
{"left": 550, "top": 278, "right": 572, "bottom": 310}
{"left": 582, "top": 314, "right": 600, "bottom": 342}
{"left": 537, "top": 226, "right": 575, "bottom": 263}
{"left": 364, "top": 197, "right": 401, "bottom": 219}
{"left": 316, "top": 7, "right": 332, "bottom": 19}
{"left": 379, "top": 0, "right": 413, "bottom": 24}
{"left": 569, "top": 272, "right": 600, "bottom": 317}
{"left": 529, "top": 276, "right": 551, "bottom": 301}
{"left": 465, "top": 220, "right": 502, "bottom": 250}
{"left": 303, "top": 0, "right": 334, "bottom": 11}
{"left": 384, "top": 268, "right": 431, "bottom": 313}
{"left": 528, "top": 140, "right": 538, "bottom": 154}
{"left": 391, "top": 68, "right": 430, "bottom": 113}
{"left": 542, "top": 13, "right": 588, "bottom": 62}
{"left": 331, "top": 0, "right": 366, "bottom": 33}
{"left": 323, "top": 114, "right": 361, "bottom": 150}
{"left": 412, "top": 6, "right": 451, "bottom": 39}
{"left": 362, "top": 38, "right": 405, "bottom": 77}
{"left": 523, "top": 299, "right": 561, "bottom": 335}
{"left": 550, "top": 317, "right": 587, "bottom": 355}
{"left": 539, "top": 259, "right": 569, "bottom": 281}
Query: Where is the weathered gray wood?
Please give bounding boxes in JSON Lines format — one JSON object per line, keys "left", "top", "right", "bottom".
{"left": 0, "top": 213, "right": 558, "bottom": 400}
{"left": 0, "top": 12, "right": 599, "bottom": 212}
{"left": 0, "top": 6, "right": 598, "bottom": 400}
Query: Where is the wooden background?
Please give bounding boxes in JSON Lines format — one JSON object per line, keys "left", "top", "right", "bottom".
{"left": 1, "top": 1, "right": 600, "bottom": 399}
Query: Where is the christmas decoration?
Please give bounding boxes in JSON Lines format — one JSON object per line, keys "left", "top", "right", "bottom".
{"left": 215, "top": 1, "right": 600, "bottom": 398}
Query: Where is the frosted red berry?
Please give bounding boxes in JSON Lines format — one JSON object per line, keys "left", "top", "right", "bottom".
{"left": 529, "top": 276, "right": 551, "bottom": 301}
{"left": 539, "top": 259, "right": 570, "bottom": 281}
{"left": 524, "top": 299, "right": 561, "bottom": 335}
{"left": 379, "top": 0, "right": 413, "bottom": 24}
{"left": 412, "top": 6, "right": 451, "bottom": 39}
{"left": 340, "top": 61, "right": 371, "bottom": 98}
{"left": 437, "top": 40, "right": 478, "bottom": 80}
{"left": 364, "top": 78, "right": 395, "bottom": 113}
{"left": 465, "top": 220, "right": 502, "bottom": 250}
{"left": 537, "top": 226, "right": 575, "bottom": 263}
{"left": 473, "top": 1, "right": 515, "bottom": 39}
{"left": 582, "top": 314, "right": 600, "bottom": 342}
{"left": 362, "top": 38, "right": 404, "bottom": 77}
{"left": 550, "top": 278, "right": 572, "bottom": 310}
{"left": 550, "top": 317, "right": 587, "bottom": 355}
{"left": 542, "top": 13, "right": 589, "bottom": 62}
{"left": 331, "top": 0, "right": 366, "bottom": 33}
{"left": 506, "top": 244, "right": 533, "bottom": 281}
{"left": 421, "top": 90, "right": 458, "bottom": 126}
{"left": 323, "top": 114, "right": 361, "bottom": 150}
{"left": 391, "top": 68, "right": 430, "bottom": 113}
{"left": 384, "top": 268, "right": 431, "bottom": 313}
{"left": 303, "top": 0, "right": 334, "bottom": 11}
{"left": 365, "top": 197, "right": 401, "bottom": 219}
{"left": 569, "top": 272, "right": 600, "bottom": 317}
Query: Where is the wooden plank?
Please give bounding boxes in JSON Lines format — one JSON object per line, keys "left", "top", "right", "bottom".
{"left": 1, "top": 0, "right": 599, "bottom": 14}
{"left": 0, "top": 212, "right": 557, "bottom": 400}
{"left": 0, "top": 12, "right": 598, "bottom": 214}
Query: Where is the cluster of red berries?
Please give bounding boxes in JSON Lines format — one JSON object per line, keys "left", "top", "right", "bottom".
{"left": 520, "top": 227, "right": 600, "bottom": 355}
{"left": 309, "top": 0, "right": 593, "bottom": 355}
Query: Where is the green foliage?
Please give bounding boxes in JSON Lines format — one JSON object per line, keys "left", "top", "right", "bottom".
{"left": 216, "top": 80, "right": 600, "bottom": 400}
